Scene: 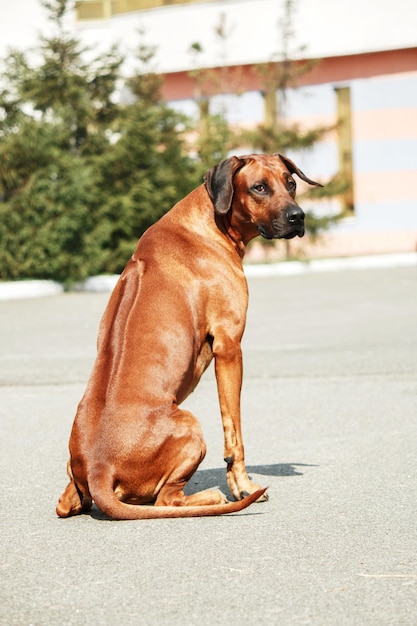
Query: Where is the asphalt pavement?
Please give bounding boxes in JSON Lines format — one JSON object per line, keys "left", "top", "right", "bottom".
{"left": 1, "top": 265, "right": 416, "bottom": 625}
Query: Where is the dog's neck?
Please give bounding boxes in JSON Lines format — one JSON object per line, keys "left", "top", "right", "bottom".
{"left": 214, "top": 212, "right": 246, "bottom": 259}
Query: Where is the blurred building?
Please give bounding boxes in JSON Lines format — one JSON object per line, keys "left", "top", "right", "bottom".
{"left": 74, "top": 0, "right": 417, "bottom": 258}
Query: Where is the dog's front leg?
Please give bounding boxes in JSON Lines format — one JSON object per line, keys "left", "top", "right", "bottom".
{"left": 213, "top": 337, "right": 266, "bottom": 501}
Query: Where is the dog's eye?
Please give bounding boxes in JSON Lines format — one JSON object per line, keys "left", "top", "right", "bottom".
{"left": 252, "top": 184, "right": 266, "bottom": 194}
{"left": 287, "top": 179, "right": 296, "bottom": 193}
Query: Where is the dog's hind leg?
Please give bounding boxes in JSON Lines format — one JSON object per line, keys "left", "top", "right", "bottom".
{"left": 154, "top": 408, "right": 229, "bottom": 508}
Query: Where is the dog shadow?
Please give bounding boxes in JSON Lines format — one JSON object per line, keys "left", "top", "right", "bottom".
{"left": 184, "top": 462, "right": 315, "bottom": 496}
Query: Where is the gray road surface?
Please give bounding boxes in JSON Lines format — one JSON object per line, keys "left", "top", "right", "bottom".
{"left": 1, "top": 266, "right": 416, "bottom": 625}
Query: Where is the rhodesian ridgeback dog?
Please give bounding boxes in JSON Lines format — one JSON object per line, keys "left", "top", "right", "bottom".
{"left": 56, "top": 153, "right": 321, "bottom": 520}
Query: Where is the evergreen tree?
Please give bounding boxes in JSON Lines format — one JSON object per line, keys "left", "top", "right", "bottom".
{"left": 97, "top": 33, "right": 200, "bottom": 273}
{"left": 0, "top": 9, "right": 202, "bottom": 281}
{"left": 0, "top": 0, "right": 123, "bottom": 283}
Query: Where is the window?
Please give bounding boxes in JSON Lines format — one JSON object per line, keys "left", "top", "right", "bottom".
{"left": 76, "top": 0, "right": 204, "bottom": 20}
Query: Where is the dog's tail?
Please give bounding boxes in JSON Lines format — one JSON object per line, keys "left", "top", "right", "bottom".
{"left": 88, "top": 472, "right": 267, "bottom": 520}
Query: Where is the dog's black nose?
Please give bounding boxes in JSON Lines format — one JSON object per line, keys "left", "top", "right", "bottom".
{"left": 286, "top": 206, "right": 305, "bottom": 225}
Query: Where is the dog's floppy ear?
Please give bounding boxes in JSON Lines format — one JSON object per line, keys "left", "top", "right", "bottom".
{"left": 204, "top": 156, "right": 244, "bottom": 214}
{"left": 276, "top": 153, "right": 323, "bottom": 187}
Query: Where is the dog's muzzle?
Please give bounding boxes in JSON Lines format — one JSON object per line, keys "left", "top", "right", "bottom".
{"left": 257, "top": 205, "right": 305, "bottom": 239}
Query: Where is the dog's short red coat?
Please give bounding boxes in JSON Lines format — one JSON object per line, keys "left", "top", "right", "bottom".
{"left": 56, "top": 153, "right": 320, "bottom": 519}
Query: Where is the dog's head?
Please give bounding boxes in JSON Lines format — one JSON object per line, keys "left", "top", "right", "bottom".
{"left": 204, "top": 153, "right": 322, "bottom": 242}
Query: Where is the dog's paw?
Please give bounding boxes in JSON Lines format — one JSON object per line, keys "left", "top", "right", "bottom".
{"left": 240, "top": 488, "right": 269, "bottom": 503}
{"left": 255, "top": 490, "right": 269, "bottom": 502}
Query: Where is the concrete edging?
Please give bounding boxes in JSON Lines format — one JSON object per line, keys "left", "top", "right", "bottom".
{"left": 0, "top": 279, "right": 64, "bottom": 301}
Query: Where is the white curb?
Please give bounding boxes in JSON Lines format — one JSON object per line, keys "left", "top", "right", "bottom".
{"left": 244, "top": 252, "right": 417, "bottom": 277}
{"left": 0, "top": 280, "right": 63, "bottom": 301}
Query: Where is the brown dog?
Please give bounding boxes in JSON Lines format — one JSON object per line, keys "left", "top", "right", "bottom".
{"left": 56, "top": 153, "right": 321, "bottom": 520}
